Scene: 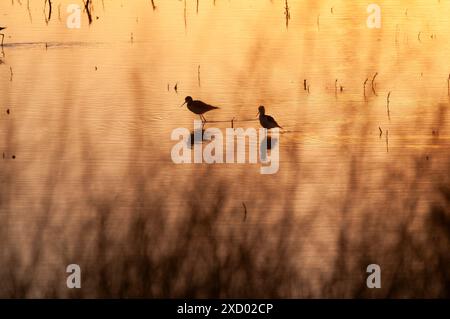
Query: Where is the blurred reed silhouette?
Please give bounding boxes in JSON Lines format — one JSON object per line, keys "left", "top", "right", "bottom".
{"left": 0, "top": 78, "right": 448, "bottom": 298}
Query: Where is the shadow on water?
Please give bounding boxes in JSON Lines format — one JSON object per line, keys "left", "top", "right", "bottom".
{"left": 260, "top": 136, "right": 277, "bottom": 162}
{"left": 262, "top": 136, "right": 277, "bottom": 150}
{"left": 188, "top": 128, "right": 206, "bottom": 148}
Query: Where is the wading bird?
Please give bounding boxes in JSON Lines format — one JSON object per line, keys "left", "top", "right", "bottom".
{"left": 180, "top": 96, "right": 219, "bottom": 123}
{"left": 0, "top": 27, "right": 6, "bottom": 46}
{"left": 257, "top": 106, "right": 283, "bottom": 129}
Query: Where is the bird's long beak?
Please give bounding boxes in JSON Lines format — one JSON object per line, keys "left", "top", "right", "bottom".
{"left": 180, "top": 101, "right": 186, "bottom": 107}
{"left": 256, "top": 111, "right": 260, "bottom": 118}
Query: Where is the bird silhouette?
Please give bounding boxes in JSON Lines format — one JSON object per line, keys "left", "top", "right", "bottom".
{"left": 180, "top": 96, "right": 219, "bottom": 123}
{"left": 257, "top": 106, "right": 282, "bottom": 129}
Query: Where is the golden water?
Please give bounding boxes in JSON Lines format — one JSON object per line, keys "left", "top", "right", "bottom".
{"left": 0, "top": 0, "right": 449, "bottom": 297}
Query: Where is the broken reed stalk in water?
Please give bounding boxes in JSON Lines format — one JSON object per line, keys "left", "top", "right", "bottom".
{"left": 44, "top": 0, "right": 52, "bottom": 24}
{"left": 387, "top": 91, "right": 391, "bottom": 121}
{"left": 83, "top": 0, "right": 93, "bottom": 25}
{"left": 363, "top": 78, "right": 368, "bottom": 100}
{"left": 284, "top": 0, "right": 290, "bottom": 29}
{"left": 371, "top": 72, "right": 378, "bottom": 96}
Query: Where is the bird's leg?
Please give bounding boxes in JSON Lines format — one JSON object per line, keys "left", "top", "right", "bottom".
{"left": 199, "top": 115, "right": 206, "bottom": 133}
{"left": 0, "top": 34, "right": 4, "bottom": 47}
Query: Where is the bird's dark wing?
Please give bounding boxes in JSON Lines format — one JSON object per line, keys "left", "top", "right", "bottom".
{"left": 196, "top": 100, "right": 219, "bottom": 110}
{"left": 267, "top": 115, "right": 282, "bottom": 128}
